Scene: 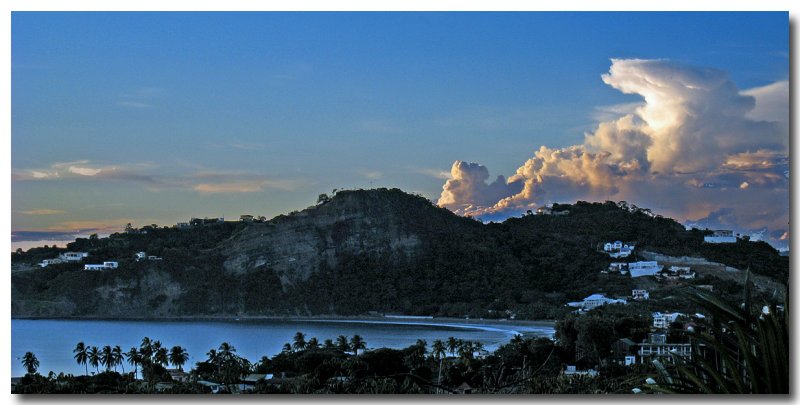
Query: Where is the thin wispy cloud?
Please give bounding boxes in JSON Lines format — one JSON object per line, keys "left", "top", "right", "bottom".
{"left": 117, "top": 86, "right": 162, "bottom": 109}
{"left": 13, "top": 160, "right": 304, "bottom": 194}
{"left": 19, "top": 209, "right": 65, "bottom": 215}
{"left": 411, "top": 167, "right": 452, "bottom": 180}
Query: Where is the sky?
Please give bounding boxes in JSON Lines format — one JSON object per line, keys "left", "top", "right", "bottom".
{"left": 10, "top": 12, "right": 790, "bottom": 249}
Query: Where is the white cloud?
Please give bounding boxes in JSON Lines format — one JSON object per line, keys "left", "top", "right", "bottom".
{"left": 437, "top": 59, "right": 788, "bottom": 246}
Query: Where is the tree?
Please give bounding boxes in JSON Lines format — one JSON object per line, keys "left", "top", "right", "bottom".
{"left": 218, "top": 342, "right": 236, "bottom": 361}
{"left": 293, "top": 332, "right": 307, "bottom": 352}
{"left": 100, "top": 345, "right": 113, "bottom": 371}
{"left": 446, "top": 337, "right": 459, "bottom": 357}
{"left": 73, "top": 342, "right": 88, "bottom": 376}
{"left": 432, "top": 340, "right": 446, "bottom": 360}
{"left": 350, "top": 335, "right": 366, "bottom": 356}
{"left": 154, "top": 347, "right": 169, "bottom": 367}
{"left": 140, "top": 337, "right": 154, "bottom": 360}
{"left": 126, "top": 347, "right": 141, "bottom": 379}
{"left": 336, "top": 335, "right": 351, "bottom": 353}
{"left": 88, "top": 347, "right": 100, "bottom": 374}
{"left": 317, "top": 193, "right": 330, "bottom": 205}
{"left": 323, "top": 339, "right": 335, "bottom": 350}
{"left": 112, "top": 345, "right": 125, "bottom": 373}
{"left": 307, "top": 337, "right": 320, "bottom": 350}
{"left": 169, "top": 346, "right": 189, "bottom": 371}
{"left": 21, "top": 352, "right": 39, "bottom": 375}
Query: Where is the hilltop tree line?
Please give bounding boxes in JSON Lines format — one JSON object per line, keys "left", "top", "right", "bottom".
{"left": 11, "top": 190, "right": 788, "bottom": 319}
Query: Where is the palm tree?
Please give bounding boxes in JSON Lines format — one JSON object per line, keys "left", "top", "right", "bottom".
{"left": 126, "top": 347, "right": 141, "bottom": 379}
{"left": 323, "top": 339, "right": 335, "bottom": 350}
{"left": 73, "top": 342, "right": 89, "bottom": 376}
{"left": 432, "top": 340, "right": 446, "bottom": 360}
{"left": 281, "top": 343, "right": 292, "bottom": 354}
{"left": 336, "top": 335, "right": 351, "bottom": 353}
{"left": 151, "top": 340, "right": 163, "bottom": 355}
{"left": 307, "top": 337, "right": 320, "bottom": 350}
{"left": 112, "top": 345, "right": 125, "bottom": 373}
{"left": 218, "top": 342, "right": 236, "bottom": 358}
{"left": 139, "top": 337, "right": 154, "bottom": 360}
{"left": 154, "top": 346, "right": 169, "bottom": 367}
{"left": 88, "top": 346, "right": 100, "bottom": 374}
{"left": 350, "top": 335, "right": 366, "bottom": 356}
{"left": 100, "top": 345, "right": 113, "bottom": 371}
{"left": 169, "top": 346, "right": 189, "bottom": 371}
{"left": 292, "top": 332, "right": 307, "bottom": 352}
{"left": 446, "top": 337, "right": 459, "bottom": 357}
{"left": 415, "top": 339, "right": 427, "bottom": 355}
{"left": 21, "top": 352, "right": 39, "bottom": 375}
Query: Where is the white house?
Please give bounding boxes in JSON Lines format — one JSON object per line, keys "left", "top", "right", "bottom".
{"left": 563, "top": 365, "right": 599, "bottom": 378}
{"left": 628, "top": 261, "right": 663, "bottom": 278}
{"left": 39, "top": 258, "right": 65, "bottom": 268}
{"left": 567, "top": 294, "right": 627, "bottom": 311}
{"left": 603, "top": 241, "right": 635, "bottom": 258}
{"left": 659, "top": 266, "right": 696, "bottom": 280}
{"left": 632, "top": 289, "right": 650, "bottom": 300}
{"left": 84, "top": 261, "right": 118, "bottom": 271}
{"left": 59, "top": 252, "right": 88, "bottom": 261}
{"left": 652, "top": 312, "right": 683, "bottom": 329}
{"left": 608, "top": 262, "right": 628, "bottom": 272}
{"left": 704, "top": 230, "right": 737, "bottom": 244}
{"left": 637, "top": 333, "right": 692, "bottom": 362}
{"left": 136, "top": 252, "right": 162, "bottom": 261}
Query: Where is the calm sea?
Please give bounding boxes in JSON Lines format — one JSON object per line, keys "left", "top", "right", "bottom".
{"left": 10, "top": 318, "right": 555, "bottom": 377}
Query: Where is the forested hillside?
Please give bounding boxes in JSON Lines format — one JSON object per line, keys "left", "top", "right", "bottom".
{"left": 11, "top": 188, "right": 788, "bottom": 318}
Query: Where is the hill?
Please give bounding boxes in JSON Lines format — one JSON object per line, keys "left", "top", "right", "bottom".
{"left": 11, "top": 188, "right": 788, "bottom": 319}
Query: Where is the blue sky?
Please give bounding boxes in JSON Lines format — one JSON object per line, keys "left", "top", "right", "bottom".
{"left": 11, "top": 12, "right": 789, "bottom": 246}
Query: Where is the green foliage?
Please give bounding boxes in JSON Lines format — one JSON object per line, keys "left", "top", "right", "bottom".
{"left": 11, "top": 190, "right": 788, "bottom": 319}
{"left": 648, "top": 285, "right": 789, "bottom": 394}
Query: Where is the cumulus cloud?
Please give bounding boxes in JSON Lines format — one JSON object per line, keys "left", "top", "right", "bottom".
{"left": 439, "top": 161, "right": 524, "bottom": 214}
{"left": 437, "top": 59, "right": 788, "bottom": 247}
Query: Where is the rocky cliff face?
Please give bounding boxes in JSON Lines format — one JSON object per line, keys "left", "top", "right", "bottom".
{"left": 221, "top": 190, "right": 442, "bottom": 287}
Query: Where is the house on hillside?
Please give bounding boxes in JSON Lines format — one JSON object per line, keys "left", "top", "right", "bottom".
{"left": 704, "top": 230, "right": 737, "bottom": 243}
{"left": 637, "top": 333, "right": 692, "bottom": 363}
{"left": 652, "top": 312, "right": 683, "bottom": 329}
{"left": 59, "top": 252, "right": 88, "bottom": 261}
{"left": 628, "top": 261, "right": 663, "bottom": 278}
{"left": 632, "top": 289, "right": 649, "bottom": 300}
{"left": 658, "top": 266, "right": 696, "bottom": 281}
{"left": 240, "top": 214, "right": 255, "bottom": 222}
{"left": 562, "top": 365, "right": 599, "bottom": 378}
{"left": 84, "top": 261, "right": 118, "bottom": 271}
{"left": 608, "top": 262, "right": 628, "bottom": 272}
{"left": 39, "top": 258, "right": 65, "bottom": 268}
{"left": 612, "top": 338, "right": 638, "bottom": 366}
{"left": 567, "top": 294, "right": 627, "bottom": 312}
{"left": 603, "top": 241, "right": 635, "bottom": 258}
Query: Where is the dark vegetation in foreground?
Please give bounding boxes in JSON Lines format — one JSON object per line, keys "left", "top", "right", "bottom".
{"left": 13, "top": 288, "right": 788, "bottom": 394}
{"left": 11, "top": 189, "right": 788, "bottom": 319}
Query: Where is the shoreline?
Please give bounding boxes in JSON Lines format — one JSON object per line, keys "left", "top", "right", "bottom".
{"left": 11, "top": 314, "right": 556, "bottom": 328}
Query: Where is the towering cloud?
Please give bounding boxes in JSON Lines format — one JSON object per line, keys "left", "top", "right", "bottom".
{"left": 438, "top": 59, "right": 789, "bottom": 247}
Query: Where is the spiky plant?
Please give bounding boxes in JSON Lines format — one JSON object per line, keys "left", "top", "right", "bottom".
{"left": 648, "top": 274, "right": 788, "bottom": 394}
